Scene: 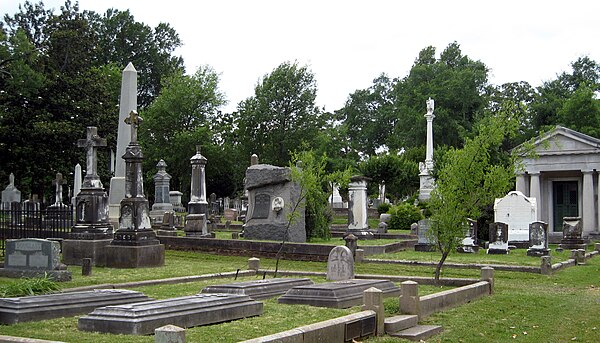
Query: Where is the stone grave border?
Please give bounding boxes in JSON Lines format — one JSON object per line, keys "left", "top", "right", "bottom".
{"left": 157, "top": 236, "right": 416, "bottom": 261}
{"left": 362, "top": 243, "right": 600, "bottom": 276}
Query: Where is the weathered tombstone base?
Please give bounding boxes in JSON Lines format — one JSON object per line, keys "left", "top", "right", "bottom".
{"left": 201, "top": 278, "right": 314, "bottom": 300}
{"left": 184, "top": 214, "right": 209, "bottom": 237}
{"left": 78, "top": 294, "right": 263, "bottom": 335}
{"left": 345, "top": 229, "right": 376, "bottom": 240}
{"left": 414, "top": 243, "right": 435, "bottom": 252}
{"left": 278, "top": 279, "right": 400, "bottom": 309}
{"left": 486, "top": 248, "right": 509, "bottom": 255}
{"left": 526, "top": 248, "right": 550, "bottom": 257}
{"left": 0, "top": 289, "right": 150, "bottom": 324}
{"left": 105, "top": 244, "right": 165, "bottom": 268}
{"left": 156, "top": 229, "right": 178, "bottom": 237}
{"left": 559, "top": 240, "right": 586, "bottom": 250}
{"left": 0, "top": 268, "right": 72, "bottom": 282}
{"left": 62, "top": 239, "right": 112, "bottom": 266}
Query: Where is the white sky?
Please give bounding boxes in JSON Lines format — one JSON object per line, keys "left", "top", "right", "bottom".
{"left": 2, "top": 1, "right": 599, "bottom": 113}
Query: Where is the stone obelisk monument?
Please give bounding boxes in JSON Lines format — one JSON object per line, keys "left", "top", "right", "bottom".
{"left": 63, "top": 127, "right": 114, "bottom": 266}
{"left": 418, "top": 97, "right": 436, "bottom": 201}
{"left": 108, "top": 63, "right": 137, "bottom": 225}
{"left": 106, "top": 111, "right": 165, "bottom": 268}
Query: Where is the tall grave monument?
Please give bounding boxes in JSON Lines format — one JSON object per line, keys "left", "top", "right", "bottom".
{"left": 106, "top": 111, "right": 165, "bottom": 268}
{"left": 347, "top": 175, "right": 373, "bottom": 239}
{"left": 63, "top": 127, "right": 114, "bottom": 266}
{"left": 108, "top": 63, "right": 137, "bottom": 225}
{"left": 184, "top": 146, "right": 210, "bottom": 237}
{"left": 1, "top": 173, "right": 21, "bottom": 210}
{"left": 149, "top": 159, "right": 173, "bottom": 223}
{"left": 418, "top": 97, "right": 435, "bottom": 201}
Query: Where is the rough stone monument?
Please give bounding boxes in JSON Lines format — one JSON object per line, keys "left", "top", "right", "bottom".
{"left": 169, "top": 190, "right": 185, "bottom": 213}
{"left": 63, "top": 127, "right": 114, "bottom": 266}
{"left": 243, "top": 161, "right": 305, "bottom": 242}
{"left": 494, "top": 191, "right": 537, "bottom": 242}
{"left": 184, "top": 146, "right": 210, "bottom": 237}
{"left": 327, "top": 246, "right": 354, "bottom": 281}
{"left": 0, "top": 238, "right": 71, "bottom": 281}
{"left": 527, "top": 221, "right": 549, "bottom": 257}
{"left": 149, "top": 159, "right": 173, "bottom": 223}
{"left": 418, "top": 97, "right": 435, "bottom": 201}
{"left": 347, "top": 175, "right": 374, "bottom": 239}
{"left": 71, "top": 163, "right": 82, "bottom": 207}
{"left": 105, "top": 111, "right": 165, "bottom": 268}
{"left": 108, "top": 63, "right": 137, "bottom": 225}
{"left": 46, "top": 172, "right": 69, "bottom": 227}
{"left": 487, "top": 222, "right": 509, "bottom": 254}
{"left": 559, "top": 217, "right": 586, "bottom": 250}
{"left": 1, "top": 173, "right": 21, "bottom": 210}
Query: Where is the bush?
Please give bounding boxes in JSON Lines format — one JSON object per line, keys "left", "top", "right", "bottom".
{"left": 0, "top": 275, "right": 60, "bottom": 297}
{"left": 377, "top": 203, "right": 391, "bottom": 214}
{"left": 389, "top": 203, "right": 423, "bottom": 230}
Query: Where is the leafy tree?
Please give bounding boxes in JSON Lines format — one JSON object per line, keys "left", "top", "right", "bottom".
{"left": 557, "top": 86, "right": 600, "bottom": 138}
{"left": 234, "top": 61, "right": 323, "bottom": 167}
{"left": 358, "top": 151, "right": 419, "bottom": 201}
{"left": 140, "top": 67, "right": 228, "bottom": 200}
{"left": 428, "top": 103, "right": 519, "bottom": 282}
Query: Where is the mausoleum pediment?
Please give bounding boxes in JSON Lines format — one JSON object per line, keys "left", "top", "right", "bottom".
{"left": 522, "top": 126, "right": 600, "bottom": 156}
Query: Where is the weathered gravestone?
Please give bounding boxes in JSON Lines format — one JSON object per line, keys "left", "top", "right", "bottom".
{"left": 105, "top": 111, "right": 165, "bottom": 268}
{"left": 1, "top": 173, "right": 21, "bottom": 210}
{"left": 63, "top": 127, "right": 113, "bottom": 266}
{"left": 487, "top": 222, "right": 509, "bottom": 254}
{"left": 201, "top": 278, "right": 314, "bottom": 300}
{"left": 46, "top": 172, "right": 70, "bottom": 228}
{"left": 278, "top": 279, "right": 401, "bottom": 309}
{"left": 0, "top": 289, "right": 150, "bottom": 324}
{"left": 169, "top": 191, "right": 185, "bottom": 213}
{"left": 149, "top": 159, "right": 174, "bottom": 223}
{"left": 243, "top": 162, "right": 305, "bottom": 242}
{"left": 527, "top": 221, "right": 550, "bottom": 257}
{"left": 78, "top": 293, "right": 263, "bottom": 335}
{"left": 414, "top": 219, "right": 435, "bottom": 252}
{"left": 224, "top": 208, "right": 239, "bottom": 221}
{"left": 494, "top": 191, "right": 537, "bottom": 242}
{"left": 457, "top": 218, "right": 479, "bottom": 253}
{"left": 184, "top": 146, "right": 210, "bottom": 237}
{"left": 327, "top": 246, "right": 354, "bottom": 281}
{"left": 347, "top": 176, "right": 374, "bottom": 239}
{"left": 559, "top": 217, "right": 586, "bottom": 250}
{"left": 1, "top": 238, "right": 71, "bottom": 281}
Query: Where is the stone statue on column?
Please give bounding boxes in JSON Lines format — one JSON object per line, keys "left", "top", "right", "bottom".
{"left": 419, "top": 97, "right": 436, "bottom": 201}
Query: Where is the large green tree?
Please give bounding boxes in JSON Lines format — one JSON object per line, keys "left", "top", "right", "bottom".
{"left": 234, "top": 61, "right": 324, "bottom": 167}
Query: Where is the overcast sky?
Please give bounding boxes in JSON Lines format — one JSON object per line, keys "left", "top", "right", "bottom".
{"left": 2, "top": 1, "right": 599, "bottom": 113}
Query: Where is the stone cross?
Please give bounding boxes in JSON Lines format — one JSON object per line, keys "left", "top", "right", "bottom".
{"left": 77, "top": 127, "right": 107, "bottom": 178}
{"left": 53, "top": 173, "right": 66, "bottom": 205}
{"left": 124, "top": 110, "right": 143, "bottom": 143}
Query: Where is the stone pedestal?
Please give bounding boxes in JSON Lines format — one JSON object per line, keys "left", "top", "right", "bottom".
{"left": 63, "top": 239, "right": 113, "bottom": 266}
{"left": 347, "top": 176, "right": 374, "bottom": 239}
{"left": 559, "top": 217, "right": 586, "bottom": 250}
{"left": 105, "top": 244, "right": 165, "bottom": 268}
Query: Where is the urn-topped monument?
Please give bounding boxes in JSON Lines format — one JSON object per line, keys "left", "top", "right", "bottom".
{"left": 106, "top": 111, "right": 165, "bottom": 268}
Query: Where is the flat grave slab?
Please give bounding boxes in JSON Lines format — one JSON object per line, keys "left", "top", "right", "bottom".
{"left": 0, "top": 289, "right": 150, "bottom": 324}
{"left": 201, "top": 278, "right": 314, "bottom": 300}
{"left": 78, "top": 293, "right": 263, "bottom": 335}
{"left": 278, "top": 279, "right": 400, "bottom": 309}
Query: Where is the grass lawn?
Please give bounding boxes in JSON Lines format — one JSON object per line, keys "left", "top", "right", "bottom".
{"left": 1, "top": 248, "right": 599, "bottom": 342}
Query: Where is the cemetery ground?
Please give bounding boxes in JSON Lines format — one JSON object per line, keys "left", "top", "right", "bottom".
{"left": 1, "top": 246, "right": 599, "bottom": 342}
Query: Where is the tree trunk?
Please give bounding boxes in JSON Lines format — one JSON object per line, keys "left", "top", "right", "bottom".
{"left": 434, "top": 250, "right": 450, "bottom": 285}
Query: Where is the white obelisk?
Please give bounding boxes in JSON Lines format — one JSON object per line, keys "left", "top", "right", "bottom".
{"left": 418, "top": 97, "right": 436, "bottom": 201}
{"left": 108, "top": 63, "right": 137, "bottom": 223}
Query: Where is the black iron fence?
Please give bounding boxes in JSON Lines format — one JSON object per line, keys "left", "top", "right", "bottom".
{"left": 0, "top": 204, "right": 74, "bottom": 257}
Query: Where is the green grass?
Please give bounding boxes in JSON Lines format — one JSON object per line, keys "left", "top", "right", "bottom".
{"left": 1, "top": 248, "right": 599, "bottom": 342}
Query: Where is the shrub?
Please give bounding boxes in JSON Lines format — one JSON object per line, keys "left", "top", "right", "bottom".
{"left": 377, "top": 203, "right": 391, "bottom": 214}
{"left": 389, "top": 203, "right": 423, "bottom": 230}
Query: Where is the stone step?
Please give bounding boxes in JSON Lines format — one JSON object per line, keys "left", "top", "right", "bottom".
{"left": 389, "top": 325, "right": 443, "bottom": 341}
{"left": 384, "top": 315, "right": 419, "bottom": 333}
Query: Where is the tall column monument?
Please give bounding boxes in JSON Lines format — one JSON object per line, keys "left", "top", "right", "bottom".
{"left": 108, "top": 63, "right": 137, "bottom": 225}
{"left": 418, "top": 97, "right": 436, "bottom": 201}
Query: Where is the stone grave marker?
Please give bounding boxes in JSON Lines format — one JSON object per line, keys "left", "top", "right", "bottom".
{"left": 487, "top": 222, "right": 509, "bottom": 254}
{"left": 169, "top": 190, "right": 185, "bottom": 213}
{"left": 494, "top": 191, "right": 536, "bottom": 242}
{"left": 1, "top": 173, "right": 21, "bottom": 210}
{"left": 149, "top": 159, "right": 173, "bottom": 222}
{"left": 78, "top": 293, "right": 263, "bottom": 335}
{"left": 185, "top": 146, "right": 209, "bottom": 237}
{"left": 457, "top": 218, "right": 479, "bottom": 253}
{"left": 414, "top": 219, "right": 435, "bottom": 251}
{"left": 347, "top": 176, "right": 374, "bottom": 239}
{"left": 327, "top": 246, "right": 354, "bottom": 281}
{"left": 1, "top": 238, "right": 71, "bottom": 281}
{"left": 527, "top": 221, "right": 549, "bottom": 256}
{"left": 559, "top": 217, "right": 586, "bottom": 250}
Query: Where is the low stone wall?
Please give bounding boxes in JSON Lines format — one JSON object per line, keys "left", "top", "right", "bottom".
{"left": 360, "top": 240, "right": 417, "bottom": 255}
{"left": 364, "top": 258, "right": 541, "bottom": 273}
{"left": 419, "top": 281, "right": 490, "bottom": 318}
{"left": 239, "top": 310, "right": 377, "bottom": 343}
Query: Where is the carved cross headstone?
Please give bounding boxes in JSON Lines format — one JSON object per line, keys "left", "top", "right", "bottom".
{"left": 77, "top": 127, "right": 107, "bottom": 185}
{"left": 53, "top": 173, "right": 66, "bottom": 205}
{"left": 124, "top": 110, "right": 143, "bottom": 143}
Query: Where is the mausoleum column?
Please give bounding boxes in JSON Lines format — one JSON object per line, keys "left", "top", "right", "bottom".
{"left": 582, "top": 170, "right": 595, "bottom": 234}
{"left": 529, "top": 172, "right": 541, "bottom": 219}
{"left": 515, "top": 173, "right": 527, "bottom": 195}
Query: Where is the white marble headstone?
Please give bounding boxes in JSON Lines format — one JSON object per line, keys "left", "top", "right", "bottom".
{"left": 494, "top": 191, "right": 537, "bottom": 242}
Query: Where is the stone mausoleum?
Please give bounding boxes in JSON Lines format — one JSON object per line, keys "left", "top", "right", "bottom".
{"left": 516, "top": 126, "right": 600, "bottom": 241}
